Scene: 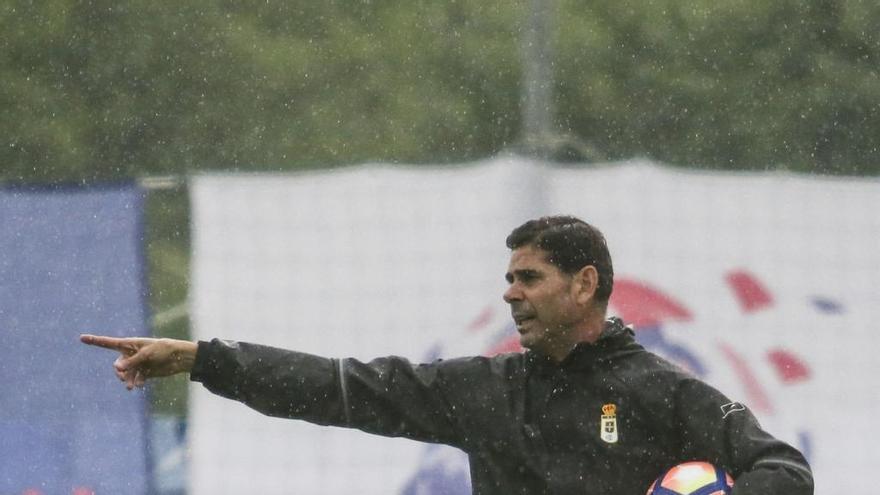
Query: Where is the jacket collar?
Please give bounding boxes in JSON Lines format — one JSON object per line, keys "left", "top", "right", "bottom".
{"left": 525, "top": 317, "right": 637, "bottom": 372}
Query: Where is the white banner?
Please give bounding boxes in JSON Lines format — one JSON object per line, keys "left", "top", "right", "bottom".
{"left": 190, "top": 158, "right": 880, "bottom": 494}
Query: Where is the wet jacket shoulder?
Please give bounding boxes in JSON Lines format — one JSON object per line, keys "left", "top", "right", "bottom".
{"left": 601, "top": 337, "right": 813, "bottom": 494}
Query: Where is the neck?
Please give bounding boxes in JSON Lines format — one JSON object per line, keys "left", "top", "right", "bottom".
{"left": 545, "top": 308, "right": 607, "bottom": 363}
{"left": 575, "top": 309, "right": 607, "bottom": 344}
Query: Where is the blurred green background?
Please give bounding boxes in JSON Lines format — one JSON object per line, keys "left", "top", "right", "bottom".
{"left": 3, "top": 0, "right": 878, "bottom": 415}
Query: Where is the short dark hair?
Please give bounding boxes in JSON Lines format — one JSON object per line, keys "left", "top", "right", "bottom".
{"left": 506, "top": 215, "right": 614, "bottom": 305}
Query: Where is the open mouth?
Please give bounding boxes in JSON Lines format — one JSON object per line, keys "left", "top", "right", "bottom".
{"left": 513, "top": 314, "right": 536, "bottom": 325}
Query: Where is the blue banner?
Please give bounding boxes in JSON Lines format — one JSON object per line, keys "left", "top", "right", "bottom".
{"left": 0, "top": 185, "right": 150, "bottom": 495}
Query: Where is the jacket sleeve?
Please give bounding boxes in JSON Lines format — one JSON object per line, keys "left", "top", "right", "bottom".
{"left": 673, "top": 378, "right": 814, "bottom": 494}
{"left": 189, "top": 338, "right": 467, "bottom": 447}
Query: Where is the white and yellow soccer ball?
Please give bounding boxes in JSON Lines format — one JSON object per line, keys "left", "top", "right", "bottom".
{"left": 646, "top": 461, "right": 734, "bottom": 495}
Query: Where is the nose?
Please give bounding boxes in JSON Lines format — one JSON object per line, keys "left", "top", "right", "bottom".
{"left": 503, "top": 284, "right": 522, "bottom": 304}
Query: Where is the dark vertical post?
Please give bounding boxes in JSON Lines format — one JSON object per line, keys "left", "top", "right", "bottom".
{"left": 521, "top": 0, "right": 558, "bottom": 157}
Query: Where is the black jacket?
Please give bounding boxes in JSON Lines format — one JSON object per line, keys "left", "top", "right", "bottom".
{"left": 190, "top": 318, "right": 813, "bottom": 494}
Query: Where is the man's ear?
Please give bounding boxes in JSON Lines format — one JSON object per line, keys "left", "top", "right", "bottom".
{"left": 574, "top": 265, "right": 599, "bottom": 305}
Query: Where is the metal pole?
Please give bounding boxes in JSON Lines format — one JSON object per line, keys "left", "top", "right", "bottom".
{"left": 138, "top": 175, "right": 187, "bottom": 190}
{"left": 521, "top": 0, "right": 558, "bottom": 157}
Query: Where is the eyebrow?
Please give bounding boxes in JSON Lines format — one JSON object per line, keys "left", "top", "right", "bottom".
{"left": 505, "top": 268, "right": 541, "bottom": 283}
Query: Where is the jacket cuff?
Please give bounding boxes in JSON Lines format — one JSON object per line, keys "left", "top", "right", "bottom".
{"left": 189, "top": 340, "right": 216, "bottom": 383}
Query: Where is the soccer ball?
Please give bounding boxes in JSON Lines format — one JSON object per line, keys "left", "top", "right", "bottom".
{"left": 646, "top": 461, "right": 734, "bottom": 495}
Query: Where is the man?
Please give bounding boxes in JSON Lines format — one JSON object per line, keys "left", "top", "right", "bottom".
{"left": 82, "top": 215, "right": 813, "bottom": 494}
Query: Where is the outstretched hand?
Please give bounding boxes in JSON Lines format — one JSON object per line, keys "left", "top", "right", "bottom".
{"left": 80, "top": 335, "right": 198, "bottom": 390}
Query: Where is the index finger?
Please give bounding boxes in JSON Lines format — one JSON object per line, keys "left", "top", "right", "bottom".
{"left": 80, "top": 334, "right": 143, "bottom": 352}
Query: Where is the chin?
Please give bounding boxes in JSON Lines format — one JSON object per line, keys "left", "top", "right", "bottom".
{"left": 519, "top": 334, "right": 539, "bottom": 351}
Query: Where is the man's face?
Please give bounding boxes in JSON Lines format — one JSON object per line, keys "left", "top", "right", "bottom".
{"left": 503, "top": 245, "right": 582, "bottom": 357}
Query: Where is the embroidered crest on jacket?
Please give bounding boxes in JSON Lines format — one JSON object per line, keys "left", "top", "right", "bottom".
{"left": 600, "top": 403, "right": 618, "bottom": 443}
